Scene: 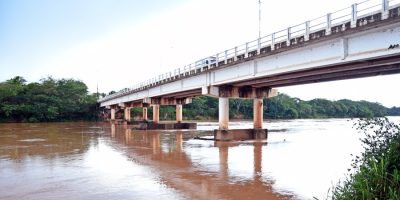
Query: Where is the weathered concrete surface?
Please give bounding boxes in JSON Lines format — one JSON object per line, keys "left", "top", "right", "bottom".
{"left": 143, "top": 107, "right": 148, "bottom": 120}
{"left": 153, "top": 105, "right": 160, "bottom": 123}
{"left": 253, "top": 98, "right": 263, "bottom": 129}
{"left": 130, "top": 121, "right": 197, "bottom": 130}
{"left": 111, "top": 108, "right": 115, "bottom": 120}
{"left": 218, "top": 98, "right": 229, "bottom": 130}
{"left": 124, "top": 107, "right": 131, "bottom": 121}
{"left": 214, "top": 129, "right": 268, "bottom": 141}
{"left": 176, "top": 105, "right": 183, "bottom": 123}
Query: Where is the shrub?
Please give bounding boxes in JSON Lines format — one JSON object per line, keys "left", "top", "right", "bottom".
{"left": 331, "top": 118, "right": 400, "bottom": 199}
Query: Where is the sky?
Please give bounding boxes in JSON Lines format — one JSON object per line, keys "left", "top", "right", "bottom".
{"left": 1, "top": 0, "right": 400, "bottom": 107}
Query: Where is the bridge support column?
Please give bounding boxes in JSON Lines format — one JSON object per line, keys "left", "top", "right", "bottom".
{"left": 219, "top": 97, "right": 229, "bottom": 130}
{"left": 124, "top": 107, "right": 131, "bottom": 122}
{"left": 253, "top": 98, "right": 263, "bottom": 129}
{"left": 153, "top": 105, "right": 160, "bottom": 123}
{"left": 176, "top": 104, "right": 183, "bottom": 123}
{"left": 143, "top": 107, "right": 148, "bottom": 121}
{"left": 111, "top": 107, "right": 116, "bottom": 121}
{"left": 215, "top": 98, "right": 267, "bottom": 141}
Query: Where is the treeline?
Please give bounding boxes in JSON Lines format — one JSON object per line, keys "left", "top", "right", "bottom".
{"left": 0, "top": 76, "right": 98, "bottom": 122}
{"left": 1, "top": 76, "right": 400, "bottom": 122}
{"left": 152, "top": 94, "right": 400, "bottom": 120}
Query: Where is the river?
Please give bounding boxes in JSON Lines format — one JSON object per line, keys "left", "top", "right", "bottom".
{"left": 1, "top": 118, "right": 399, "bottom": 199}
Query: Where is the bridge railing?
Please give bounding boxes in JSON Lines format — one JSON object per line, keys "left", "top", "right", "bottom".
{"left": 99, "top": 0, "right": 400, "bottom": 103}
{"left": 357, "top": 0, "right": 383, "bottom": 16}
{"left": 391, "top": 0, "right": 400, "bottom": 5}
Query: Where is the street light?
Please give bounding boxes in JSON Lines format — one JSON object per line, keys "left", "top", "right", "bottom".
{"left": 258, "top": 0, "right": 261, "bottom": 39}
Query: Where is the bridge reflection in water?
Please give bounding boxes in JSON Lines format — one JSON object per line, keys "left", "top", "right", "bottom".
{"left": 108, "top": 124, "right": 293, "bottom": 200}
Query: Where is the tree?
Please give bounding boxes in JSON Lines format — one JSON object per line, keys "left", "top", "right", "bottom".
{"left": 0, "top": 76, "right": 99, "bottom": 122}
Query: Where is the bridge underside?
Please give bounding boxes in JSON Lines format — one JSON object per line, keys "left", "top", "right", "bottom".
{"left": 230, "top": 54, "right": 400, "bottom": 88}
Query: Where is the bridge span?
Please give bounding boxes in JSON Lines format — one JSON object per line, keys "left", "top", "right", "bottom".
{"left": 99, "top": 0, "right": 400, "bottom": 140}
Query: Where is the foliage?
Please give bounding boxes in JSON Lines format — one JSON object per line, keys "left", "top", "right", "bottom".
{"left": 0, "top": 76, "right": 99, "bottom": 122}
{"left": 172, "top": 94, "right": 395, "bottom": 120}
{"left": 1, "top": 75, "right": 398, "bottom": 122}
{"left": 331, "top": 118, "right": 400, "bottom": 199}
{"left": 388, "top": 107, "right": 400, "bottom": 116}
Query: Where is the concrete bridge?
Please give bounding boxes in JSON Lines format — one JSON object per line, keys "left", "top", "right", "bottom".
{"left": 99, "top": 0, "right": 400, "bottom": 140}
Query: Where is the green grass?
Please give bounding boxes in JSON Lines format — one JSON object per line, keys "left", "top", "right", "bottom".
{"left": 330, "top": 118, "right": 400, "bottom": 200}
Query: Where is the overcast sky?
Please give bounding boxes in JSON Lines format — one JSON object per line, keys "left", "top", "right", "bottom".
{"left": 1, "top": 0, "right": 399, "bottom": 107}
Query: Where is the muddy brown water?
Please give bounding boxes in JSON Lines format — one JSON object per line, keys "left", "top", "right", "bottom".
{"left": 2, "top": 118, "right": 391, "bottom": 199}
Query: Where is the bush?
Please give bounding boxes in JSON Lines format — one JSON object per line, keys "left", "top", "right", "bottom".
{"left": 331, "top": 118, "right": 400, "bottom": 199}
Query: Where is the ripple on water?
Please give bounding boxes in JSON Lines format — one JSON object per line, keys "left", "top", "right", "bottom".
{"left": 0, "top": 145, "right": 30, "bottom": 150}
{"left": 18, "top": 138, "right": 47, "bottom": 142}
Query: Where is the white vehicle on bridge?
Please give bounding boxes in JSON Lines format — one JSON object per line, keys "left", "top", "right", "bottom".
{"left": 195, "top": 56, "right": 216, "bottom": 70}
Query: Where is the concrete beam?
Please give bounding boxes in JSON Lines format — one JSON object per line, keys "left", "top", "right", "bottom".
{"left": 202, "top": 86, "right": 219, "bottom": 98}
{"left": 143, "top": 97, "right": 151, "bottom": 104}
{"left": 151, "top": 97, "right": 192, "bottom": 105}
{"left": 219, "top": 97, "right": 229, "bottom": 130}
{"left": 219, "top": 86, "right": 277, "bottom": 99}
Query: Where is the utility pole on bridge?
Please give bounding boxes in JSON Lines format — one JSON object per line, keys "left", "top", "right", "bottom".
{"left": 258, "top": 0, "right": 261, "bottom": 39}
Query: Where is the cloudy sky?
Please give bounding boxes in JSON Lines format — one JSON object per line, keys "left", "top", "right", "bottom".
{"left": 1, "top": 0, "right": 399, "bottom": 107}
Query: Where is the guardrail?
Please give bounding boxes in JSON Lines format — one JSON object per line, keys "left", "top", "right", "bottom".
{"left": 99, "top": 0, "right": 400, "bottom": 103}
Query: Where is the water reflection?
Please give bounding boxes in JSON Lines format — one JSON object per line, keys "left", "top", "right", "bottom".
{"left": 2, "top": 118, "right": 389, "bottom": 199}
{"left": 108, "top": 124, "right": 292, "bottom": 200}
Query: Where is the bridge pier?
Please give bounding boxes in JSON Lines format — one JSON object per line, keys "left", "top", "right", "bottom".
{"left": 153, "top": 104, "right": 160, "bottom": 123}
{"left": 214, "top": 97, "right": 268, "bottom": 141}
{"left": 124, "top": 107, "right": 131, "bottom": 122}
{"left": 176, "top": 104, "right": 183, "bottom": 123}
{"left": 210, "top": 87, "right": 275, "bottom": 141}
{"left": 253, "top": 98, "right": 263, "bottom": 129}
{"left": 218, "top": 97, "right": 229, "bottom": 130}
{"left": 111, "top": 107, "right": 116, "bottom": 121}
{"left": 143, "top": 107, "right": 148, "bottom": 121}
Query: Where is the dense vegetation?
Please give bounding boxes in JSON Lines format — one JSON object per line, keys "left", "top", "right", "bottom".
{"left": 1, "top": 76, "right": 400, "bottom": 122}
{"left": 151, "top": 94, "right": 400, "bottom": 120}
{"left": 331, "top": 118, "right": 400, "bottom": 199}
{"left": 0, "top": 76, "right": 98, "bottom": 122}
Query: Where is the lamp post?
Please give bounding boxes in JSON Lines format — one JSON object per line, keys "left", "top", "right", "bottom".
{"left": 258, "top": 0, "right": 261, "bottom": 39}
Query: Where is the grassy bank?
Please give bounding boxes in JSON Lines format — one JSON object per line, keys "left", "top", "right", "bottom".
{"left": 330, "top": 118, "right": 400, "bottom": 199}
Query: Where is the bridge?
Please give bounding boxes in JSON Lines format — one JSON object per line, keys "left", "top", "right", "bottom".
{"left": 99, "top": 0, "right": 400, "bottom": 140}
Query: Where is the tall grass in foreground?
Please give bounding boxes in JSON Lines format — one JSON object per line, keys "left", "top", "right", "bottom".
{"left": 330, "top": 118, "right": 400, "bottom": 199}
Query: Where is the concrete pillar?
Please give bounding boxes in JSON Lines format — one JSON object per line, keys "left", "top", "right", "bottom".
{"left": 124, "top": 107, "right": 131, "bottom": 121}
{"left": 143, "top": 107, "right": 148, "bottom": 120}
{"left": 219, "top": 97, "right": 229, "bottom": 130}
{"left": 111, "top": 108, "right": 115, "bottom": 120}
{"left": 153, "top": 105, "right": 160, "bottom": 123}
{"left": 176, "top": 104, "right": 183, "bottom": 123}
{"left": 253, "top": 98, "right": 263, "bottom": 129}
